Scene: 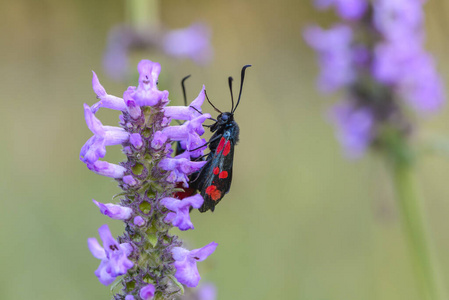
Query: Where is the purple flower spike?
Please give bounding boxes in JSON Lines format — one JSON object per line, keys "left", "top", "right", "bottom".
{"left": 163, "top": 23, "right": 213, "bottom": 65}
{"left": 198, "top": 283, "right": 217, "bottom": 300}
{"left": 304, "top": 25, "right": 355, "bottom": 93}
{"left": 164, "top": 85, "right": 206, "bottom": 121}
{"left": 87, "top": 224, "right": 134, "bottom": 285}
{"left": 172, "top": 242, "right": 218, "bottom": 288}
{"left": 159, "top": 157, "right": 207, "bottom": 187}
{"left": 87, "top": 161, "right": 127, "bottom": 178}
{"left": 139, "top": 284, "right": 155, "bottom": 300}
{"left": 81, "top": 60, "right": 221, "bottom": 297}
{"left": 161, "top": 194, "right": 204, "bottom": 231}
{"left": 130, "top": 133, "right": 143, "bottom": 149}
{"left": 134, "top": 60, "right": 169, "bottom": 107}
{"left": 80, "top": 104, "right": 129, "bottom": 163}
{"left": 93, "top": 199, "right": 133, "bottom": 220}
{"left": 315, "top": 0, "right": 368, "bottom": 20}
{"left": 91, "top": 71, "right": 127, "bottom": 113}
{"left": 329, "top": 101, "right": 374, "bottom": 158}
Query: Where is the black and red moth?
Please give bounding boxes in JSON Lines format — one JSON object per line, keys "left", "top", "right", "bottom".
{"left": 190, "top": 65, "right": 251, "bottom": 212}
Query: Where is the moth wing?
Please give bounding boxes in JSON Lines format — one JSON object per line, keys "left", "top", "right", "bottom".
{"left": 198, "top": 139, "right": 234, "bottom": 212}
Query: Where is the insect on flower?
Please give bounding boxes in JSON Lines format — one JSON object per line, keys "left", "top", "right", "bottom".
{"left": 189, "top": 65, "right": 252, "bottom": 212}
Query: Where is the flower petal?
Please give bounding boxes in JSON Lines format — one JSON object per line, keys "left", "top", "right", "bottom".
{"left": 139, "top": 284, "right": 155, "bottom": 300}
{"left": 91, "top": 71, "right": 127, "bottom": 112}
{"left": 87, "top": 161, "right": 126, "bottom": 178}
{"left": 189, "top": 242, "right": 218, "bottom": 262}
{"left": 87, "top": 238, "right": 106, "bottom": 260}
{"left": 93, "top": 199, "right": 133, "bottom": 220}
{"left": 94, "top": 259, "right": 116, "bottom": 286}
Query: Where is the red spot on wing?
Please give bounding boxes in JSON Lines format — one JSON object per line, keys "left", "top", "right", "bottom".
{"left": 213, "top": 167, "right": 220, "bottom": 175}
{"left": 205, "top": 185, "right": 222, "bottom": 201}
{"left": 216, "top": 137, "right": 226, "bottom": 153}
{"left": 219, "top": 171, "right": 228, "bottom": 179}
{"left": 223, "top": 141, "right": 231, "bottom": 156}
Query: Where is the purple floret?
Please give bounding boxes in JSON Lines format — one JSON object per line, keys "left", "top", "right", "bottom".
{"left": 139, "top": 284, "right": 155, "bottom": 300}
{"left": 93, "top": 199, "right": 133, "bottom": 220}
{"left": 87, "top": 224, "right": 134, "bottom": 285}
{"left": 172, "top": 242, "right": 218, "bottom": 288}
{"left": 161, "top": 194, "right": 204, "bottom": 231}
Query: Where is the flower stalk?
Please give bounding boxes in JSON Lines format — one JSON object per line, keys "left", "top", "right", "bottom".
{"left": 126, "top": 0, "right": 160, "bottom": 29}
{"left": 385, "top": 135, "right": 445, "bottom": 300}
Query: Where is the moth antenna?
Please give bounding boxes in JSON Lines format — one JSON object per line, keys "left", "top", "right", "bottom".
{"left": 205, "top": 90, "right": 222, "bottom": 114}
{"left": 232, "top": 64, "right": 252, "bottom": 114}
{"left": 228, "top": 76, "right": 234, "bottom": 112}
{"left": 181, "top": 75, "right": 191, "bottom": 106}
{"left": 189, "top": 105, "right": 203, "bottom": 115}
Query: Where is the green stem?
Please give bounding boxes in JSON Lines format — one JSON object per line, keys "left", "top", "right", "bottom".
{"left": 388, "top": 141, "right": 445, "bottom": 300}
{"left": 126, "top": 0, "right": 160, "bottom": 30}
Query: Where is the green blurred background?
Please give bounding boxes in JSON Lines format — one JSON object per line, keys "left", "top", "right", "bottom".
{"left": 2, "top": 0, "right": 449, "bottom": 299}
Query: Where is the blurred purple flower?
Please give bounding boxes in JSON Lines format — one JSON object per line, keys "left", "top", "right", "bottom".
{"left": 103, "top": 23, "right": 213, "bottom": 81}
{"left": 372, "top": 31, "right": 444, "bottom": 114}
{"left": 197, "top": 283, "right": 217, "bottom": 300}
{"left": 172, "top": 242, "right": 218, "bottom": 288}
{"left": 303, "top": 25, "right": 355, "bottom": 93}
{"left": 315, "top": 0, "right": 368, "bottom": 20}
{"left": 87, "top": 224, "right": 134, "bottom": 285}
{"left": 373, "top": 0, "right": 424, "bottom": 41}
{"left": 397, "top": 53, "right": 445, "bottom": 113}
{"left": 103, "top": 25, "right": 137, "bottom": 81}
{"left": 307, "top": 0, "right": 445, "bottom": 158}
{"left": 178, "top": 282, "right": 217, "bottom": 300}
{"left": 329, "top": 101, "right": 374, "bottom": 158}
{"left": 163, "top": 23, "right": 213, "bottom": 65}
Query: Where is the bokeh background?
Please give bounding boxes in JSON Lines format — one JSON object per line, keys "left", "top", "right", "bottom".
{"left": 2, "top": 0, "right": 449, "bottom": 299}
